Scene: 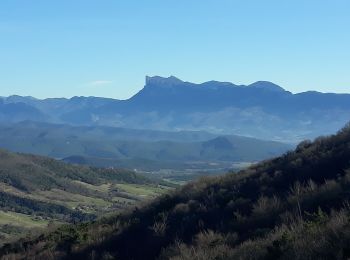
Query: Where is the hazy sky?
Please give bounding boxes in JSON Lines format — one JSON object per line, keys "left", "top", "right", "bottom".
{"left": 1, "top": 0, "right": 350, "bottom": 99}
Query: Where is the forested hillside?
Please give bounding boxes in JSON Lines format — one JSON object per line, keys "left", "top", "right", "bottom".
{"left": 0, "top": 121, "right": 291, "bottom": 171}
{"left": 2, "top": 124, "right": 350, "bottom": 259}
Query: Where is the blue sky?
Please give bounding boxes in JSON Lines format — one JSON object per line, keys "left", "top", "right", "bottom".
{"left": 0, "top": 0, "right": 349, "bottom": 99}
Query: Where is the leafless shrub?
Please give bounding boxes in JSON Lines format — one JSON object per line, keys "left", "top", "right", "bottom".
{"left": 252, "top": 195, "right": 281, "bottom": 216}
{"left": 160, "top": 230, "right": 234, "bottom": 260}
{"left": 151, "top": 212, "right": 168, "bottom": 236}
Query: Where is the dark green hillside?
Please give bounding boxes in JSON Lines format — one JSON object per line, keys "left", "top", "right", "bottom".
{"left": 0, "top": 149, "right": 173, "bottom": 244}
{"left": 2, "top": 124, "right": 350, "bottom": 259}
{"left": 0, "top": 122, "right": 291, "bottom": 171}
{"left": 0, "top": 149, "right": 158, "bottom": 191}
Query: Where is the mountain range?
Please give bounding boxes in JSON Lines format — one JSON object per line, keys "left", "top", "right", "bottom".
{"left": 1, "top": 76, "right": 350, "bottom": 142}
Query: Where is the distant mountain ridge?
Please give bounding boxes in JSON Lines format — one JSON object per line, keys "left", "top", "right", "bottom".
{"left": 1, "top": 76, "right": 350, "bottom": 142}
{"left": 0, "top": 121, "right": 291, "bottom": 171}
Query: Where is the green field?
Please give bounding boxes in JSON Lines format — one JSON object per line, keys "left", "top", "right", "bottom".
{"left": 34, "top": 189, "right": 112, "bottom": 211}
{"left": 0, "top": 181, "right": 174, "bottom": 242}
{"left": 0, "top": 211, "right": 51, "bottom": 243}
{"left": 0, "top": 211, "right": 49, "bottom": 228}
{"left": 114, "top": 183, "right": 171, "bottom": 197}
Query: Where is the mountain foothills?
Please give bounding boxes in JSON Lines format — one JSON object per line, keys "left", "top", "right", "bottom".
{"left": 0, "top": 121, "right": 290, "bottom": 172}
{"left": 1, "top": 76, "right": 350, "bottom": 142}
{"left": 2, "top": 124, "right": 350, "bottom": 259}
{"left": 0, "top": 149, "right": 174, "bottom": 243}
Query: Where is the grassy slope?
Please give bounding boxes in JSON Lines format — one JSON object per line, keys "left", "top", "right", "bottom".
{"left": 2, "top": 124, "right": 350, "bottom": 259}
{"left": 0, "top": 149, "right": 173, "bottom": 244}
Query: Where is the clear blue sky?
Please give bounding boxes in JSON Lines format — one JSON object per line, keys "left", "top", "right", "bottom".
{"left": 1, "top": 0, "right": 350, "bottom": 99}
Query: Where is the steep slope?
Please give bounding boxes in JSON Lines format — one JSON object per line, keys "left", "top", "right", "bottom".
{"left": 0, "top": 149, "right": 173, "bottom": 243}
{"left": 2, "top": 124, "right": 350, "bottom": 259}
{"left": 124, "top": 76, "right": 290, "bottom": 112}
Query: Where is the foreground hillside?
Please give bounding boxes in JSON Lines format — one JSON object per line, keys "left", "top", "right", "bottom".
{"left": 2, "top": 124, "right": 350, "bottom": 259}
{"left": 0, "top": 149, "right": 173, "bottom": 244}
